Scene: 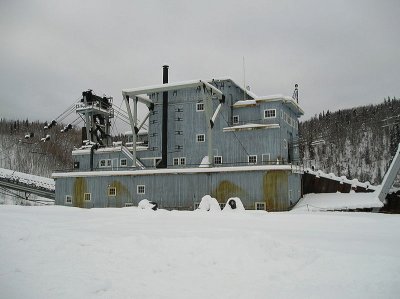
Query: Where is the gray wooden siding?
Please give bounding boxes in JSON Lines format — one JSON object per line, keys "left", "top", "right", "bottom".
{"left": 55, "top": 169, "right": 301, "bottom": 211}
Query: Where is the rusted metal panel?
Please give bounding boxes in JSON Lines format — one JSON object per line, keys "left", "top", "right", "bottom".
{"left": 263, "top": 170, "right": 289, "bottom": 211}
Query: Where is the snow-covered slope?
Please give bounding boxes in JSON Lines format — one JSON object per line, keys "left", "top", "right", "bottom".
{"left": 0, "top": 205, "right": 399, "bottom": 299}
{"left": 0, "top": 167, "right": 55, "bottom": 191}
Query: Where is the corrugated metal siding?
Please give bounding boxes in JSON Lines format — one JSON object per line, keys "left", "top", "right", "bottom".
{"left": 55, "top": 170, "right": 301, "bottom": 211}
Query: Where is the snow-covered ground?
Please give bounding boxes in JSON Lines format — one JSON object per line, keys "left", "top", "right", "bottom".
{"left": 0, "top": 205, "right": 399, "bottom": 299}
{"left": 293, "top": 191, "right": 383, "bottom": 211}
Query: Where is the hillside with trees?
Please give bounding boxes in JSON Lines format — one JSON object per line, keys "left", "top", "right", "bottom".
{"left": 0, "top": 119, "right": 81, "bottom": 177}
{"left": 299, "top": 97, "right": 400, "bottom": 185}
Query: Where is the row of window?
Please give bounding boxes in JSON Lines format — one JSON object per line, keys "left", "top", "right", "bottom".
{"left": 64, "top": 185, "right": 146, "bottom": 204}
{"left": 171, "top": 155, "right": 270, "bottom": 166}
{"left": 99, "top": 158, "right": 127, "bottom": 168}
{"left": 249, "top": 154, "right": 273, "bottom": 164}
{"left": 173, "top": 157, "right": 186, "bottom": 165}
{"left": 66, "top": 196, "right": 298, "bottom": 209}
{"left": 96, "top": 154, "right": 271, "bottom": 169}
{"left": 231, "top": 109, "right": 298, "bottom": 129}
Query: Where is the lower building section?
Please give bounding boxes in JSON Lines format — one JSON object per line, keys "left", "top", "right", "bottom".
{"left": 54, "top": 168, "right": 301, "bottom": 211}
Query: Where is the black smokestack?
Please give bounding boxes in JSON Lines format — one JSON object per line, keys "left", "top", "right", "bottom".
{"left": 158, "top": 65, "right": 169, "bottom": 168}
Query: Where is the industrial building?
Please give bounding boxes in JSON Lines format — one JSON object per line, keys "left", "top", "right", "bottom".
{"left": 53, "top": 66, "right": 304, "bottom": 211}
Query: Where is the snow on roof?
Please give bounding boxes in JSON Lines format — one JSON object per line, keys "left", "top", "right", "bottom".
{"left": 211, "top": 78, "right": 258, "bottom": 99}
{"left": 232, "top": 94, "right": 304, "bottom": 116}
{"left": 232, "top": 100, "right": 257, "bottom": 107}
{"left": 223, "top": 123, "right": 280, "bottom": 132}
{"left": 52, "top": 164, "right": 296, "bottom": 178}
{"left": 257, "top": 95, "right": 304, "bottom": 115}
{"left": 123, "top": 78, "right": 257, "bottom": 99}
{"left": 0, "top": 167, "right": 55, "bottom": 191}
{"left": 305, "top": 168, "right": 377, "bottom": 191}
{"left": 292, "top": 192, "right": 383, "bottom": 211}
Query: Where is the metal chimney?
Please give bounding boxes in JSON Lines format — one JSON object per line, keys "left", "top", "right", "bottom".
{"left": 158, "top": 65, "right": 169, "bottom": 168}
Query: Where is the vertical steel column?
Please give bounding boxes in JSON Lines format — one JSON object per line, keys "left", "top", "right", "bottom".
{"left": 160, "top": 65, "right": 169, "bottom": 168}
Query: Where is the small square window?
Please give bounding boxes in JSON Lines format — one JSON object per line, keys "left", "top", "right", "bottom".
{"left": 255, "top": 202, "right": 266, "bottom": 210}
{"left": 262, "top": 154, "right": 271, "bottom": 164}
{"left": 196, "top": 134, "right": 205, "bottom": 142}
{"left": 233, "top": 115, "right": 239, "bottom": 125}
{"left": 196, "top": 102, "right": 204, "bottom": 111}
{"left": 108, "top": 187, "right": 116, "bottom": 196}
{"left": 248, "top": 155, "right": 257, "bottom": 164}
{"left": 137, "top": 185, "right": 145, "bottom": 194}
{"left": 214, "top": 156, "right": 222, "bottom": 165}
{"left": 180, "top": 157, "right": 186, "bottom": 165}
{"left": 100, "top": 160, "right": 106, "bottom": 167}
{"left": 106, "top": 160, "right": 112, "bottom": 167}
{"left": 120, "top": 159, "right": 127, "bottom": 166}
{"left": 173, "top": 158, "right": 179, "bottom": 165}
{"left": 84, "top": 193, "right": 91, "bottom": 201}
{"left": 264, "top": 109, "right": 276, "bottom": 119}
{"left": 65, "top": 195, "right": 72, "bottom": 204}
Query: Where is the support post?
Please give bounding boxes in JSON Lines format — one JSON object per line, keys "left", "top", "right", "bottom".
{"left": 123, "top": 94, "right": 137, "bottom": 167}
{"left": 377, "top": 143, "right": 400, "bottom": 202}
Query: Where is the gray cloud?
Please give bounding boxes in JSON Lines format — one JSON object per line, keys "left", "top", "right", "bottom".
{"left": 0, "top": 0, "right": 399, "bottom": 125}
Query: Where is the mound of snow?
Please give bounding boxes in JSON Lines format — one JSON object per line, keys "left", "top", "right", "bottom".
{"left": 138, "top": 199, "right": 158, "bottom": 210}
{"left": 222, "top": 197, "right": 245, "bottom": 211}
{"left": 197, "top": 195, "right": 221, "bottom": 211}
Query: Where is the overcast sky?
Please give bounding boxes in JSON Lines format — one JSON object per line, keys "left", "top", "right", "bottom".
{"left": 1, "top": 0, "right": 399, "bottom": 128}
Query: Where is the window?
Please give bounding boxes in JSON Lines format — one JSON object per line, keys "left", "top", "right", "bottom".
{"left": 262, "top": 154, "right": 271, "bottom": 164}
{"left": 196, "top": 134, "right": 205, "bottom": 142}
{"left": 108, "top": 187, "right": 116, "bottom": 196}
{"left": 120, "top": 159, "right": 127, "bottom": 167}
{"left": 264, "top": 109, "right": 276, "bottom": 119}
{"left": 196, "top": 102, "right": 204, "bottom": 111}
{"left": 194, "top": 202, "right": 200, "bottom": 210}
{"left": 255, "top": 202, "right": 266, "bottom": 210}
{"left": 107, "top": 159, "right": 112, "bottom": 167}
{"left": 137, "top": 185, "right": 145, "bottom": 194}
{"left": 84, "top": 193, "right": 91, "bottom": 201}
{"left": 125, "top": 203, "right": 134, "bottom": 207}
{"left": 214, "top": 156, "right": 222, "bottom": 165}
{"left": 100, "top": 159, "right": 106, "bottom": 167}
{"left": 233, "top": 115, "right": 239, "bottom": 125}
{"left": 65, "top": 195, "right": 72, "bottom": 204}
{"left": 173, "top": 157, "right": 186, "bottom": 166}
{"left": 219, "top": 203, "right": 226, "bottom": 209}
{"left": 248, "top": 155, "right": 257, "bottom": 164}
{"left": 283, "top": 139, "right": 287, "bottom": 149}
